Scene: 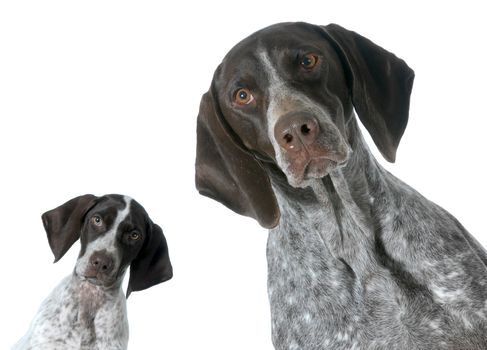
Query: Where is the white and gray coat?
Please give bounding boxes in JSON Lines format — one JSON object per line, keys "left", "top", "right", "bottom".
{"left": 195, "top": 22, "right": 487, "bottom": 349}
{"left": 12, "top": 194, "right": 172, "bottom": 350}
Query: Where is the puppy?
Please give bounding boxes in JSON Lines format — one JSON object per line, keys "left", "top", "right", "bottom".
{"left": 12, "top": 194, "right": 172, "bottom": 350}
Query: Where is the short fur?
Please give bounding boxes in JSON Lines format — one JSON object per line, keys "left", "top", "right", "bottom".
{"left": 195, "top": 22, "right": 487, "bottom": 349}
{"left": 12, "top": 194, "right": 172, "bottom": 350}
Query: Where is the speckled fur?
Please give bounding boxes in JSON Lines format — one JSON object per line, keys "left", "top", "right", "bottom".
{"left": 12, "top": 197, "right": 132, "bottom": 350}
{"left": 265, "top": 120, "right": 487, "bottom": 349}
{"left": 12, "top": 276, "right": 128, "bottom": 350}
{"left": 196, "top": 22, "right": 487, "bottom": 350}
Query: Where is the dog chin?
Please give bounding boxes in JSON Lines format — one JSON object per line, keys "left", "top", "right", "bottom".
{"left": 286, "top": 158, "right": 346, "bottom": 188}
{"left": 78, "top": 274, "right": 117, "bottom": 288}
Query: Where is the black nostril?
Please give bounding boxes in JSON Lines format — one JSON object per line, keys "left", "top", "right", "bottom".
{"left": 90, "top": 251, "right": 114, "bottom": 274}
{"left": 274, "top": 114, "right": 319, "bottom": 150}
{"left": 283, "top": 134, "right": 293, "bottom": 143}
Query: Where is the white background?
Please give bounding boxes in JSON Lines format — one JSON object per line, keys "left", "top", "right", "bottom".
{"left": 0, "top": 1, "right": 486, "bottom": 349}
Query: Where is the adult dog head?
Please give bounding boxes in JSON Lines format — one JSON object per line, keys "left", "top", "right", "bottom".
{"left": 195, "top": 22, "right": 414, "bottom": 228}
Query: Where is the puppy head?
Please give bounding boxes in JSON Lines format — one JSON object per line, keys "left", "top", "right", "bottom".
{"left": 196, "top": 22, "right": 414, "bottom": 227}
{"left": 42, "top": 194, "right": 172, "bottom": 296}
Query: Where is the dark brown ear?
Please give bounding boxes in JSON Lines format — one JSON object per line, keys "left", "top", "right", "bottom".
{"left": 126, "top": 223, "right": 172, "bottom": 298}
{"left": 323, "top": 24, "right": 415, "bottom": 162}
{"left": 41, "top": 194, "right": 98, "bottom": 263}
{"left": 195, "top": 85, "right": 280, "bottom": 228}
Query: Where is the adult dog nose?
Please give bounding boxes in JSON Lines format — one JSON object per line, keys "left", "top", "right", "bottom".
{"left": 89, "top": 251, "right": 114, "bottom": 274}
{"left": 274, "top": 113, "right": 319, "bottom": 152}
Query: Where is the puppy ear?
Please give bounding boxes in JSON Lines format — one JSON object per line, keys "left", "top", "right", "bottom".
{"left": 323, "top": 24, "right": 415, "bottom": 162}
{"left": 195, "top": 85, "right": 280, "bottom": 228}
{"left": 41, "top": 194, "right": 98, "bottom": 263}
{"left": 126, "top": 223, "right": 172, "bottom": 298}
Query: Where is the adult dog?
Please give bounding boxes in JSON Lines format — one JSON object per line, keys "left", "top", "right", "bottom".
{"left": 195, "top": 22, "right": 487, "bottom": 349}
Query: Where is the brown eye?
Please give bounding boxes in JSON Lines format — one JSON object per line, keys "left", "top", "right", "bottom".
{"left": 234, "top": 88, "right": 255, "bottom": 105}
{"left": 129, "top": 231, "right": 141, "bottom": 241}
{"left": 91, "top": 215, "right": 103, "bottom": 227}
{"left": 300, "top": 54, "right": 318, "bottom": 70}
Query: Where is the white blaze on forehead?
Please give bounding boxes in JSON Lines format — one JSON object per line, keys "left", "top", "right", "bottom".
{"left": 108, "top": 196, "right": 132, "bottom": 240}
{"left": 258, "top": 50, "right": 287, "bottom": 129}
{"left": 258, "top": 50, "right": 282, "bottom": 87}
{"left": 258, "top": 49, "right": 293, "bottom": 170}
{"left": 95, "top": 195, "right": 133, "bottom": 254}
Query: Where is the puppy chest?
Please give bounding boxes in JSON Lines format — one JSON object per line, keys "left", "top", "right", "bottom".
{"left": 55, "top": 282, "right": 127, "bottom": 346}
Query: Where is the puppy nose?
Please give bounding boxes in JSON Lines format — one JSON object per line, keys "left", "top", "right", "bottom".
{"left": 89, "top": 251, "right": 114, "bottom": 274}
{"left": 274, "top": 113, "right": 319, "bottom": 152}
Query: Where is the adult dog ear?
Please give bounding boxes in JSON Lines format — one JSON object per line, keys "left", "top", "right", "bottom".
{"left": 195, "top": 83, "right": 280, "bottom": 229}
{"left": 126, "top": 223, "right": 172, "bottom": 298}
{"left": 41, "top": 194, "right": 98, "bottom": 263}
{"left": 323, "top": 24, "right": 415, "bottom": 162}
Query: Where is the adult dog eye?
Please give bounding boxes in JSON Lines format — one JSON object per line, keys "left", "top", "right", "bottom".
{"left": 128, "top": 231, "right": 141, "bottom": 241}
{"left": 234, "top": 88, "right": 255, "bottom": 106}
{"left": 300, "top": 53, "right": 318, "bottom": 70}
{"left": 91, "top": 215, "right": 103, "bottom": 227}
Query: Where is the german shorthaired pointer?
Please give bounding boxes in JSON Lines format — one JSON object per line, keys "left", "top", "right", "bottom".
{"left": 12, "top": 194, "right": 172, "bottom": 350}
{"left": 195, "top": 22, "right": 487, "bottom": 349}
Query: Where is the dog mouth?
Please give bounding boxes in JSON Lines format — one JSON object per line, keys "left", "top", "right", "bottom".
{"left": 78, "top": 273, "right": 118, "bottom": 288}
{"left": 274, "top": 129, "right": 351, "bottom": 188}
{"left": 304, "top": 157, "right": 337, "bottom": 178}
{"left": 286, "top": 155, "right": 348, "bottom": 187}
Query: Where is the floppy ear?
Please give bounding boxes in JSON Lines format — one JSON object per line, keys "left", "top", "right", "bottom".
{"left": 195, "top": 84, "right": 280, "bottom": 228}
{"left": 323, "top": 24, "right": 415, "bottom": 162}
{"left": 41, "top": 194, "right": 98, "bottom": 263}
{"left": 126, "top": 223, "right": 172, "bottom": 298}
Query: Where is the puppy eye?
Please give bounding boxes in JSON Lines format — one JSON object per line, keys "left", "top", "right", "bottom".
{"left": 234, "top": 88, "right": 255, "bottom": 106}
{"left": 300, "top": 53, "right": 318, "bottom": 70}
{"left": 91, "top": 215, "right": 103, "bottom": 227}
{"left": 128, "top": 231, "right": 141, "bottom": 241}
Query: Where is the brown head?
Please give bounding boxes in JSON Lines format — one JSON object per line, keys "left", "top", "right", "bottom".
{"left": 195, "top": 22, "right": 414, "bottom": 228}
{"left": 42, "top": 194, "right": 173, "bottom": 297}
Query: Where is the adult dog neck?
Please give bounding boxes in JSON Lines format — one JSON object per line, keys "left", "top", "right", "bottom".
{"left": 265, "top": 117, "right": 401, "bottom": 276}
